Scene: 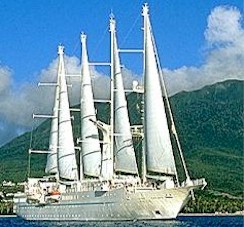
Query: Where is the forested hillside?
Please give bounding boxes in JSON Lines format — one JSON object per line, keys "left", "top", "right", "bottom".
{"left": 0, "top": 79, "right": 243, "bottom": 196}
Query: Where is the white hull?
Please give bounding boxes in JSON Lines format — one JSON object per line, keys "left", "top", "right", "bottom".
{"left": 15, "top": 186, "right": 193, "bottom": 221}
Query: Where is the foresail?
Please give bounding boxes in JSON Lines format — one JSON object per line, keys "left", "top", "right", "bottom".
{"left": 110, "top": 18, "right": 138, "bottom": 175}
{"left": 57, "top": 46, "right": 78, "bottom": 181}
{"left": 45, "top": 76, "right": 59, "bottom": 175}
{"left": 80, "top": 34, "right": 101, "bottom": 178}
{"left": 143, "top": 5, "right": 177, "bottom": 175}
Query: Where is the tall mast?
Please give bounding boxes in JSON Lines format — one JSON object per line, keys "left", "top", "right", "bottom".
{"left": 142, "top": 4, "right": 178, "bottom": 179}
{"left": 111, "top": 16, "right": 138, "bottom": 175}
{"left": 57, "top": 45, "right": 78, "bottom": 181}
{"left": 109, "top": 15, "right": 115, "bottom": 179}
{"left": 80, "top": 33, "right": 102, "bottom": 179}
{"left": 148, "top": 6, "right": 190, "bottom": 183}
{"left": 141, "top": 4, "right": 148, "bottom": 183}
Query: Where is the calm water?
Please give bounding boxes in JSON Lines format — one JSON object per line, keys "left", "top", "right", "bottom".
{"left": 0, "top": 216, "right": 243, "bottom": 227}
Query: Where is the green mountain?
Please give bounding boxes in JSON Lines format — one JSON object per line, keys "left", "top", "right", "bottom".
{"left": 0, "top": 79, "right": 243, "bottom": 196}
{"left": 170, "top": 80, "right": 243, "bottom": 196}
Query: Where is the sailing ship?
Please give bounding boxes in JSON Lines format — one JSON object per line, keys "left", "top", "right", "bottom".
{"left": 14, "top": 4, "right": 206, "bottom": 221}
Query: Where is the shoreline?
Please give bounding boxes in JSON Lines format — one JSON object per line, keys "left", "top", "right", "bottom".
{"left": 179, "top": 212, "right": 244, "bottom": 217}
{"left": 0, "top": 215, "right": 17, "bottom": 218}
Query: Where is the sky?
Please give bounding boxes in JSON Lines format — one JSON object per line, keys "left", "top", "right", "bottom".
{"left": 0, "top": 0, "right": 243, "bottom": 146}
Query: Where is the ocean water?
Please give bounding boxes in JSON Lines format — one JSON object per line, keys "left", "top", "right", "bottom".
{"left": 0, "top": 216, "right": 243, "bottom": 227}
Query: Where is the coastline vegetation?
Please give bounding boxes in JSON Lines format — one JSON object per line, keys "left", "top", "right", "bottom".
{"left": 183, "top": 190, "right": 243, "bottom": 214}
{"left": 0, "top": 202, "right": 13, "bottom": 215}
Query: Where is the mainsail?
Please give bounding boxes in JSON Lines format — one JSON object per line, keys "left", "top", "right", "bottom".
{"left": 57, "top": 46, "right": 78, "bottom": 180}
{"left": 80, "top": 34, "right": 101, "bottom": 178}
{"left": 143, "top": 5, "right": 177, "bottom": 175}
{"left": 110, "top": 18, "right": 138, "bottom": 175}
{"left": 45, "top": 74, "right": 59, "bottom": 175}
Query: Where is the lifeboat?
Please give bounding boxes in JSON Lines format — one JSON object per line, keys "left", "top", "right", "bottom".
{"left": 50, "top": 190, "right": 61, "bottom": 196}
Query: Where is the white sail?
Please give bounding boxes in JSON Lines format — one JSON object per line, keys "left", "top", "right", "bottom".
{"left": 110, "top": 18, "right": 138, "bottom": 175}
{"left": 45, "top": 77, "right": 59, "bottom": 175}
{"left": 80, "top": 34, "right": 102, "bottom": 178}
{"left": 57, "top": 46, "right": 78, "bottom": 180}
{"left": 143, "top": 5, "right": 177, "bottom": 175}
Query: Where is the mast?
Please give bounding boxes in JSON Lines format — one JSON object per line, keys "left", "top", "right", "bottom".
{"left": 146, "top": 4, "right": 190, "bottom": 184}
{"left": 142, "top": 4, "right": 178, "bottom": 178}
{"left": 141, "top": 5, "right": 148, "bottom": 184}
{"left": 80, "top": 33, "right": 101, "bottom": 179}
{"left": 110, "top": 17, "right": 138, "bottom": 175}
{"left": 57, "top": 45, "right": 78, "bottom": 181}
{"left": 106, "top": 15, "right": 116, "bottom": 180}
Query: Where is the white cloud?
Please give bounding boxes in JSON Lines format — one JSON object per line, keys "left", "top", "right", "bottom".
{"left": 164, "top": 5, "right": 244, "bottom": 95}
{"left": 0, "top": 66, "right": 12, "bottom": 95}
{"left": 204, "top": 6, "right": 243, "bottom": 45}
{"left": 0, "top": 54, "right": 139, "bottom": 146}
{"left": 0, "top": 57, "right": 81, "bottom": 145}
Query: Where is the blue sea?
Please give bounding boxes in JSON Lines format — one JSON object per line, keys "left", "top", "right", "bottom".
{"left": 0, "top": 216, "right": 243, "bottom": 227}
